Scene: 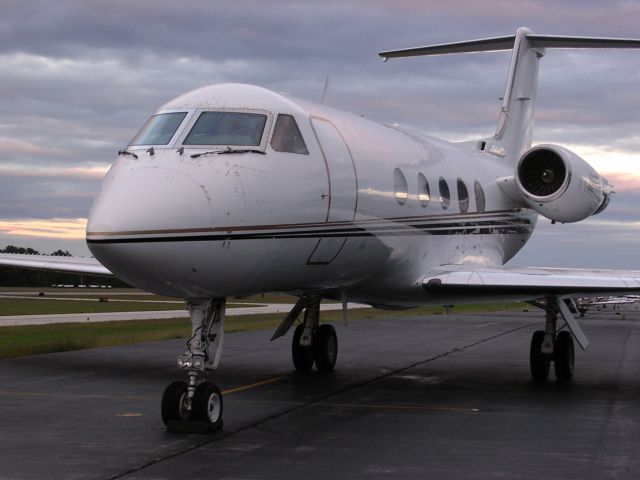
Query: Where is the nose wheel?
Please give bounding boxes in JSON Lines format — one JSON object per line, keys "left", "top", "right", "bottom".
{"left": 161, "top": 380, "right": 189, "bottom": 423}
{"left": 161, "top": 380, "right": 223, "bottom": 430}
{"left": 190, "top": 381, "right": 223, "bottom": 428}
{"left": 163, "top": 298, "right": 226, "bottom": 433}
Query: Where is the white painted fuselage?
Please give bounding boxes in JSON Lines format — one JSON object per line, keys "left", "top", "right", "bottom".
{"left": 87, "top": 84, "right": 536, "bottom": 307}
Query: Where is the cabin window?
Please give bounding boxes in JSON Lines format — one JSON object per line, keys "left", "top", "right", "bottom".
{"left": 439, "top": 177, "right": 450, "bottom": 209}
{"left": 130, "top": 112, "right": 187, "bottom": 146}
{"left": 183, "top": 111, "right": 267, "bottom": 146}
{"left": 271, "top": 114, "right": 309, "bottom": 154}
{"left": 457, "top": 178, "right": 469, "bottom": 214}
{"left": 475, "top": 181, "right": 486, "bottom": 213}
{"left": 394, "top": 168, "right": 408, "bottom": 204}
{"left": 417, "top": 173, "right": 430, "bottom": 207}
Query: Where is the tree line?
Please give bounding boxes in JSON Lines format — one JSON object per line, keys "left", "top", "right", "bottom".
{"left": 0, "top": 245, "right": 130, "bottom": 287}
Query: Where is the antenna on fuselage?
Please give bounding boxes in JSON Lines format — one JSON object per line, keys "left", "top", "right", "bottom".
{"left": 379, "top": 28, "right": 640, "bottom": 160}
{"left": 320, "top": 76, "right": 330, "bottom": 105}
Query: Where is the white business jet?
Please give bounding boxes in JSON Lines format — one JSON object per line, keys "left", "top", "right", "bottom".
{"left": 3, "top": 27, "right": 640, "bottom": 432}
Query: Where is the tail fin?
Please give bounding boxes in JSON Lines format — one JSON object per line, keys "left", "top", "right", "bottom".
{"left": 380, "top": 27, "right": 640, "bottom": 160}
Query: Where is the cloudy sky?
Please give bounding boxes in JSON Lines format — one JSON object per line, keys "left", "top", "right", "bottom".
{"left": 1, "top": 0, "right": 640, "bottom": 268}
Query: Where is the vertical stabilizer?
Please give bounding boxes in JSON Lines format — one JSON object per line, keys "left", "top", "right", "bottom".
{"left": 493, "top": 27, "right": 543, "bottom": 158}
{"left": 379, "top": 28, "right": 640, "bottom": 161}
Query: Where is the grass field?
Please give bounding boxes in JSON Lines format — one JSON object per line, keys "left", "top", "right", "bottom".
{"left": 0, "top": 298, "right": 187, "bottom": 315}
{"left": 0, "top": 289, "right": 297, "bottom": 315}
{"left": 0, "top": 300, "right": 526, "bottom": 359}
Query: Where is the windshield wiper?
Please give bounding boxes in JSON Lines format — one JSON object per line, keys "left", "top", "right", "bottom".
{"left": 190, "top": 147, "right": 265, "bottom": 158}
{"left": 118, "top": 149, "right": 139, "bottom": 159}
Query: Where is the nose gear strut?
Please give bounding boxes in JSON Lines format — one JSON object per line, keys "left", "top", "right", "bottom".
{"left": 161, "top": 298, "right": 225, "bottom": 433}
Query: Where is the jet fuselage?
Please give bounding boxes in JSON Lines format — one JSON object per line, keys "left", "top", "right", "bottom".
{"left": 86, "top": 83, "right": 536, "bottom": 306}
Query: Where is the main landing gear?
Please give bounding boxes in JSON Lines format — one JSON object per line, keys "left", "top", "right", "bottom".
{"left": 291, "top": 300, "right": 338, "bottom": 372}
{"left": 161, "top": 298, "right": 225, "bottom": 433}
{"left": 529, "top": 296, "right": 580, "bottom": 383}
{"left": 269, "top": 296, "right": 338, "bottom": 372}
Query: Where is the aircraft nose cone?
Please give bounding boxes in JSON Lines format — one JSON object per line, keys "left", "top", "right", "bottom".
{"left": 85, "top": 165, "right": 215, "bottom": 295}
{"left": 87, "top": 166, "right": 213, "bottom": 236}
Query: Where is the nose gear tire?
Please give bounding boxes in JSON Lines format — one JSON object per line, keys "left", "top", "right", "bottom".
{"left": 161, "top": 380, "right": 189, "bottom": 425}
{"left": 190, "top": 381, "right": 223, "bottom": 430}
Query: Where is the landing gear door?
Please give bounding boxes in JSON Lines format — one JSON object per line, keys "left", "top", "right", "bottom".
{"left": 308, "top": 118, "right": 357, "bottom": 265}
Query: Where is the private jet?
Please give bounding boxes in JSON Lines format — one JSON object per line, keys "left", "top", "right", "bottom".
{"left": 2, "top": 27, "right": 640, "bottom": 432}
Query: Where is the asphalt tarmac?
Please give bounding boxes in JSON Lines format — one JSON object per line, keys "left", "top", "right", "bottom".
{"left": 1, "top": 307, "right": 639, "bottom": 479}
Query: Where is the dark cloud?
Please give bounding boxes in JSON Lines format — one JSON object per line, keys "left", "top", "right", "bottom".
{"left": 510, "top": 187, "right": 640, "bottom": 269}
{"left": 511, "top": 217, "right": 640, "bottom": 269}
{"left": 0, "top": 174, "right": 99, "bottom": 218}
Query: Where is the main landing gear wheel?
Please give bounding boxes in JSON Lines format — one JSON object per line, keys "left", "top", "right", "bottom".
{"left": 314, "top": 324, "right": 338, "bottom": 372}
{"left": 291, "top": 324, "right": 339, "bottom": 372}
{"left": 554, "top": 331, "right": 575, "bottom": 382}
{"left": 292, "top": 324, "right": 315, "bottom": 372}
{"left": 161, "top": 380, "right": 189, "bottom": 424}
{"left": 530, "top": 330, "right": 551, "bottom": 382}
{"left": 190, "top": 381, "right": 224, "bottom": 429}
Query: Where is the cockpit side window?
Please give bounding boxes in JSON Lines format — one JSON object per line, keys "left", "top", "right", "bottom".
{"left": 270, "top": 114, "right": 309, "bottom": 154}
{"left": 130, "top": 112, "right": 187, "bottom": 146}
{"left": 183, "top": 111, "right": 267, "bottom": 146}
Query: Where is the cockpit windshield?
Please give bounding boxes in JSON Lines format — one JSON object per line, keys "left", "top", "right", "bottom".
{"left": 183, "top": 111, "right": 267, "bottom": 146}
{"left": 130, "top": 112, "right": 187, "bottom": 146}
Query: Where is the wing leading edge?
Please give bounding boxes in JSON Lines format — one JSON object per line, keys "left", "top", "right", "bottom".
{"left": 0, "top": 254, "right": 112, "bottom": 277}
{"left": 423, "top": 265, "right": 640, "bottom": 300}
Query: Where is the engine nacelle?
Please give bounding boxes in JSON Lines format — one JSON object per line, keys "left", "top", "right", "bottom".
{"left": 515, "top": 144, "right": 612, "bottom": 223}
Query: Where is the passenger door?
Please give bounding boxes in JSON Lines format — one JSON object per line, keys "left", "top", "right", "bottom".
{"left": 307, "top": 118, "right": 357, "bottom": 265}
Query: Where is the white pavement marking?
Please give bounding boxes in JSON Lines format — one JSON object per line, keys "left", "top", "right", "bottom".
{"left": 0, "top": 303, "right": 370, "bottom": 326}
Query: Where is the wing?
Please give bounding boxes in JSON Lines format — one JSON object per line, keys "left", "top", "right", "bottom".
{"left": 423, "top": 265, "right": 640, "bottom": 300}
{"left": 0, "top": 253, "right": 112, "bottom": 276}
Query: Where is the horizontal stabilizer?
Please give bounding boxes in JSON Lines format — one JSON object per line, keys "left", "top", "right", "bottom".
{"left": 379, "top": 35, "right": 516, "bottom": 59}
{"left": 527, "top": 34, "right": 640, "bottom": 50}
{"left": 379, "top": 33, "right": 640, "bottom": 59}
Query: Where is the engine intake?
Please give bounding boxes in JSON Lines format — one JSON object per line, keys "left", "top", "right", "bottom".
{"left": 515, "top": 144, "right": 612, "bottom": 223}
{"left": 518, "top": 148, "right": 568, "bottom": 198}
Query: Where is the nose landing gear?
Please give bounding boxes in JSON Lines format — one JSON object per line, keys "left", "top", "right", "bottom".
{"left": 162, "top": 298, "right": 225, "bottom": 433}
